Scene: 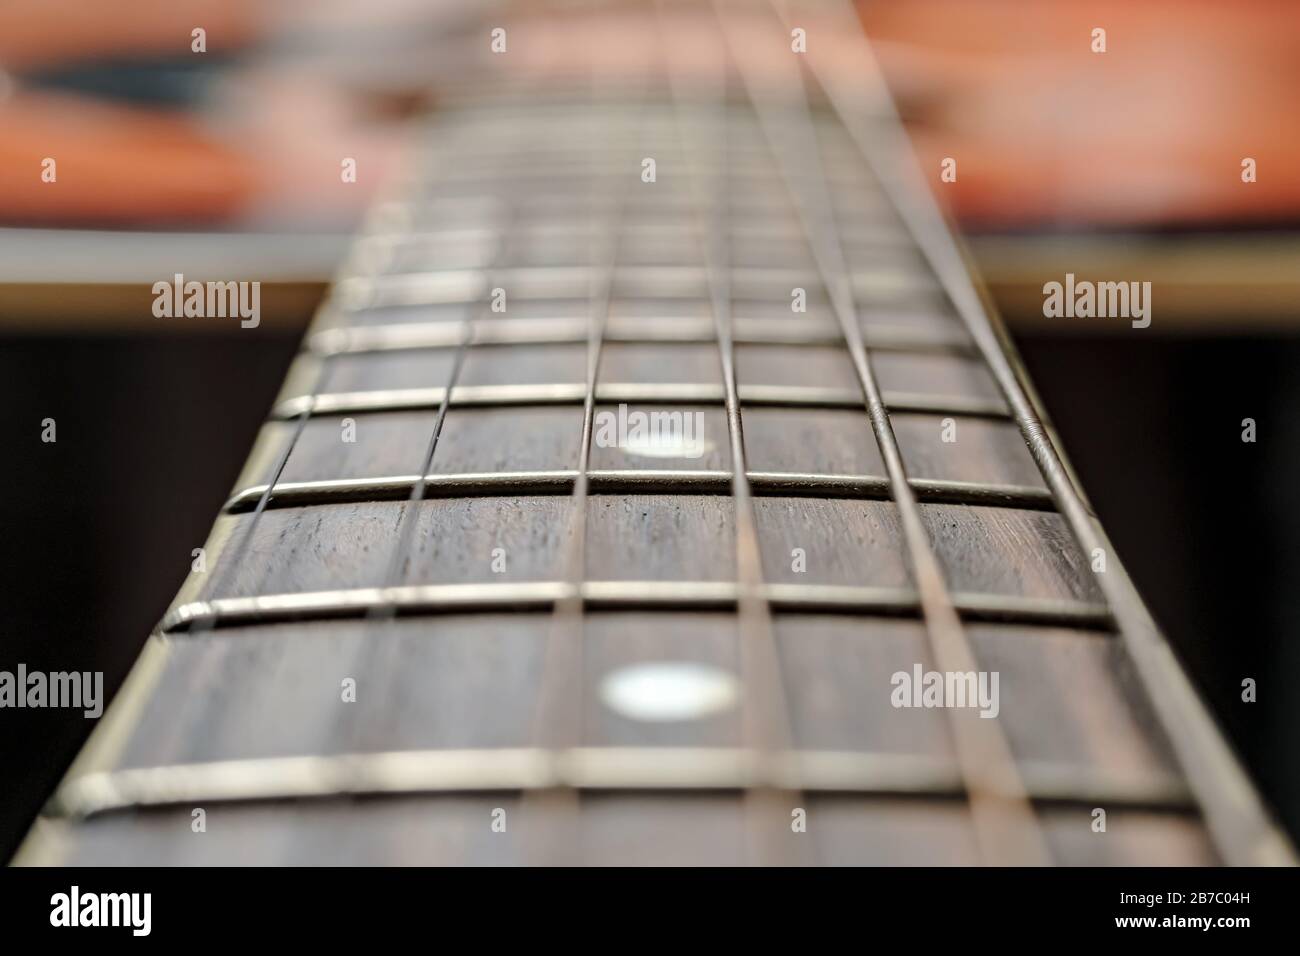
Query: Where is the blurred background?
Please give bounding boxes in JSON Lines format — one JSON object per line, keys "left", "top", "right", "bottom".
{"left": 1, "top": 0, "right": 1298, "bottom": 861}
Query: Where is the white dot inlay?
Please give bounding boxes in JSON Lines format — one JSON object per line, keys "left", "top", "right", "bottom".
{"left": 599, "top": 661, "right": 740, "bottom": 723}
{"left": 621, "top": 432, "right": 714, "bottom": 460}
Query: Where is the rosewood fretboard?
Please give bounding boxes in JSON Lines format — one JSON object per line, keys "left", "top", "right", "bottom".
{"left": 18, "top": 0, "right": 1294, "bottom": 867}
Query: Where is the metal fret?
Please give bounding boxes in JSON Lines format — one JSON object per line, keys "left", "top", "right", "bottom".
{"left": 662, "top": 4, "right": 805, "bottom": 865}
{"left": 160, "top": 581, "right": 1113, "bottom": 635}
{"left": 521, "top": 67, "right": 648, "bottom": 865}
{"left": 335, "top": 265, "right": 937, "bottom": 310}
{"left": 307, "top": 318, "right": 976, "bottom": 357}
{"left": 272, "top": 383, "right": 1009, "bottom": 420}
{"left": 221, "top": 471, "right": 1056, "bottom": 514}
{"left": 45, "top": 747, "right": 1193, "bottom": 822}
{"left": 359, "top": 218, "right": 916, "bottom": 257}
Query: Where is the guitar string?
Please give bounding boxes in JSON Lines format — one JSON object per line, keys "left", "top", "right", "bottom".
{"left": 365, "top": 205, "right": 520, "bottom": 618}
{"left": 191, "top": 358, "right": 338, "bottom": 636}
{"left": 796, "top": 0, "right": 1295, "bottom": 866}
{"left": 334, "top": 143, "right": 535, "bottom": 775}
{"left": 365, "top": 335, "right": 471, "bottom": 619}
{"left": 524, "top": 40, "right": 650, "bottom": 864}
{"left": 745, "top": 0, "right": 1049, "bottom": 865}
{"left": 657, "top": 0, "right": 809, "bottom": 866}
{"left": 719, "top": 0, "right": 1049, "bottom": 865}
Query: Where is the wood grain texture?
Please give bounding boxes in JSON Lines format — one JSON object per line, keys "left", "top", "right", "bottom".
{"left": 754, "top": 497, "right": 909, "bottom": 587}
{"left": 774, "top": 616, "right": 1180, "bottom": 780}
{"left": 432, "top": 406, "right": 585, "bottom": 474}
{"left": 251, "top": 406, "right": 1044, "bottom": 488}
{"left": 314, "top": 349, "right": 457, "bottom": 396}
{"left": 202, "top": 495, "right": 1097, "bottom": 602}
{"left": 258, "top": 406, "right": 585, "bottom": 485}
{"left": 736, "top": 343, "right": 859, "bottom": 390}
{"left": 202, "top": 497, "right": 571, "bottom": 597}
{"left": 584, "top": 494, "right": 736, "bottom": 582}
{"left": 891, "top": 413, "right": 1046, "bottom": 487}
{"left": 742, "top": 406, "right": 885, "bottom": 475}
{"left": 459, "top": 343, "right": 587, "bottom": 387}
{"left": 920, "top": 504, "right": 1104, "bottom": 601}
{"left": 966, "top": 624, "right": 1180, "bottom": 776}
{"left": 113, "top": 617, "right": 548, "bottom": 768}
{"left": 599, "top": 342, "right": 723, "bottom": 385}
{"left": 873, "top": 351, "right": 1003, "bottom": 401}
{"left": 774, "top": 616, "right": 951, "bottom": 755}
{"left": 259, "top": 412, "right": 441, "bottom": 484}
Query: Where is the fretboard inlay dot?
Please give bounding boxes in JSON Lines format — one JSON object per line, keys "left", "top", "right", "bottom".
{"left": 599, "top": 662, "right": 740, "bottom": 723}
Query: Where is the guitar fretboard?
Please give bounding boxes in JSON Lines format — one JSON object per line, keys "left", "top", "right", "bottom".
{"left": 19, "top": 0, "right": 1293, "bottom": 867}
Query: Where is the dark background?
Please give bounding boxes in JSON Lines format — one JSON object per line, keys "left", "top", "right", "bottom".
{"left": 1, "top": 324, "right": 1298, "bottom": 861}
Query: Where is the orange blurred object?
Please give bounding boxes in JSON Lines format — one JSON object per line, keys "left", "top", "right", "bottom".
{"left": 0, "top": 91, "right": 255, "bottom": 226}
{"left": 859, "top": 0, "right": 1300, "bottom": 227}
{"left": 0, "top": 0, "right": 1297, "bottom": 230}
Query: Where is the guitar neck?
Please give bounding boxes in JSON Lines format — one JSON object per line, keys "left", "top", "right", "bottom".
{"left": 18, "top": 0, "right": 1293, "bottom": 867}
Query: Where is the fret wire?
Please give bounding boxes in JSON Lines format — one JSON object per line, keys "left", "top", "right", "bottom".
{"left": 343, "top": 237, "right": 920, "bottom": 278}
{"left": 358, "top": 214, "right": 895, "bottom": 238}
{"left": 45, "top": 747, "right": 1193, "bottom": 822}
{"left": 160, "top": 582, "right": 1115, "bottom": 635}
{"left": 220, "top": 472, "right": 1057, "bottom": 515}
{"left": 334, "top": 265, "right": 939, "bottom": 311}
{"left": 801, "top": 0, "right": 1296, "bottom": 867}
{"left": 307, "top": 320, "right": 976, "bottom": 358}
{"left": 721, "top": 0, "right": 1048, "bottom": 865}
{"left": 272, "top": 385, "right": 1011, "bottom": 421}
{"left": 358, "top": 218, "right": 915, "bottom": 250}
{"left": 661, "top": 0, "right": 807, "bottom": 867}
